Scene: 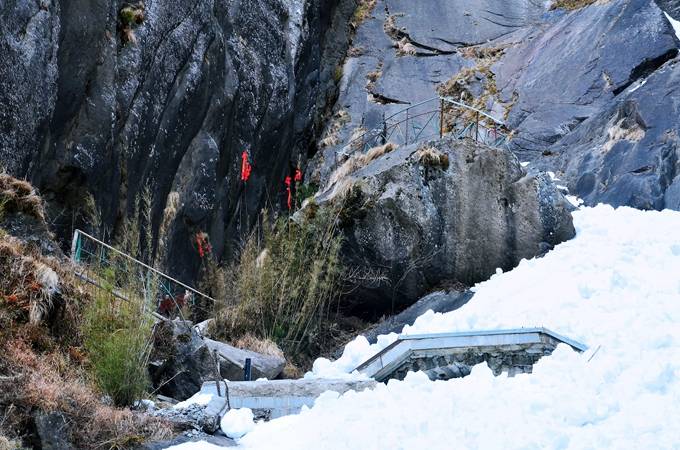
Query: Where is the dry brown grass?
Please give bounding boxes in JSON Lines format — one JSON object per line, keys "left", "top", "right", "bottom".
{"left": 0, "top": 235, "right": 85, "bottom": 336}
{"left": 550, "top": 0, "right": 599, "bottom": 10}
{"left": 602, "top": 118, "right": 645, "bottom": 153}
{"left": 437, "top": 45, "right": 508, "bottom": 133}
{"left": 320, "top": 109, "right": 351, "bottom": 148}
{"left": 396, "top": 37, "right": 417, "bottom": 56}
{"left": 233, "top": 333, "right": 285, "bottom": 359}
{"left": 0, "top": 339, "right": 171, "bottom": 449}
{"left": 415, "top": 146, "right": 450, "bottom": 170}
{"left": 327, "top": 142, "right": 396, "bottom": 188}
{"left": 366, "top": 62, "right": 384, "bottom": 92}
{"left": 0, "top": 174, "right": 45, "bottom": 221}
{"left": 351, "top": 0, "right": 377, "bottom": 27}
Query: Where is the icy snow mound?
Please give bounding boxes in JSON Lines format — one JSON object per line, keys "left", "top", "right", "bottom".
{"left": 221, "top": 408, "right": 255, "bottom": 439}
{"left": 238, "top": 205, "right": 680, "bottom": 449}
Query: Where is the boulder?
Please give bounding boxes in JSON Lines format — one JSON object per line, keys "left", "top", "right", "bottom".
{"left": 361, "top": 289, "right": 474, "bottom": 344}
{"left": 149, "top": 319, "right": 219, "bottom": 401}
{"left": 33, "top": 412, "right": 74, "bottom": 450}
{"left": 203, "top": 338, "right": 286, "bottom": 382}
{"left": 149, "top": 320, "right": 286, "bottom": 401}
{"left": 317, "top": 136, "right": 575, "bottom": 314}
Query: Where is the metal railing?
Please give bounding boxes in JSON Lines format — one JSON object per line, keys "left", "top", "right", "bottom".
{"left": 338, "top": 96, "right": 510, "bottom": 157}
{"left": 71, "top": 229, "right": 215, "bottom": 319}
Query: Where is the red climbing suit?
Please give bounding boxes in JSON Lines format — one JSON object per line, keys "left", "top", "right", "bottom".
{"left": 195, "top": 233, "right": 212, "bottom": 258}
{"left": 241, "top": 151, "right": 252, "bottom": 182}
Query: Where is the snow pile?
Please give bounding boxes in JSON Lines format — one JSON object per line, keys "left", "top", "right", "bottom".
{"left": 236, "top": 205, "right": 680, "bottom": 449}
{"left": 163, "top": 442, "right": 224, "bottom": 450}
{"left": 174, "top": 393, "right": 214, "bottom": 409}
{"left": 221, "top": 408, "right": 255, "bottom": 439}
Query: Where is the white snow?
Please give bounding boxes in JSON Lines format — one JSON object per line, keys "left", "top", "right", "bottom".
{"left": 174, "top": 393, "right": 214, "bottom": 409}
{"left": 221, "top": 408, "right": 256, "bottom": 439}
{"left": 565, "top": 194, "right": 584, "bottom": 207}
{"left": 163, "top": 442, "right": 225, "bottom": 450}
{"left": 232, "top": 204, "right": 680, "bottom": 449}
{"left": 664, "top": 12, "right": 680, "bottom": 40}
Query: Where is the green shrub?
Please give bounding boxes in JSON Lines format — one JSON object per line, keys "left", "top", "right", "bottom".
{"left": 81, "top": 190, "right": 156, "bottom": 407}
{"left": 215, "top": 204, "right": 344, "bottom": 356}
{"left": 83, "top": 283, "right": 154, "bottom": 406}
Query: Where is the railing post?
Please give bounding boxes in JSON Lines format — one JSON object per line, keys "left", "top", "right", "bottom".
{"left": 244, "top": 358, "right": 252, "bottom": 381}
{"left": 475, "top": 111, "right": 480, "bottom": 142}
{"left": 71, "top": 230, "right": 81, "bottom": 262}
{"left": 405, "top": 109, "right": 409, "bottom": 145}
{"left": 439, "top": 98, "right": 445, "bottom": 138}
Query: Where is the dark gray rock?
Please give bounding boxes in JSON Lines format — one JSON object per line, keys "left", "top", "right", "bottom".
{"left": 539, "top": 59, "right": 680, "bottom": 210}
{"left": 149, "top": 319, "right": 217, "bottom": 401}
{"left": 317, "top": 136, "right": 575, "bottom": 315}
{"left": 149, "top": 319, "right": 285, "bottom": 400}
{"left": 495, "top": 0, "right": 679, "bottom": 160}
{"left": 0, "top": 0, "right": 358, "bottom": 290}
{"left": 203, "top": 338, "right": 286, "bottom": 381}
{"left": 361, "top": 289, "right": 474, "bottom": 344}
{"left": 33, "top": 411, "right": 74, "bottom": 450}
{"left": 656, "top": 0, "right": 680, "bottom": 20}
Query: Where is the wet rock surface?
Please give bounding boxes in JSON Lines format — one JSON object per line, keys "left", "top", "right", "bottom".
{"left": 318, "top": 136, "right": 575, "bottom": 315}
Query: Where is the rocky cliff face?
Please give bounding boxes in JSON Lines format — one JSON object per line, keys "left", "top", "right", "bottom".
{"left": 1, "top": 0, "right": 356, "bottom": 284}
{"left": 4, "top": 0, "right": 680, "bottom": 316}
{"left": 316, "top": 137, "right": 575, "bottom": 316}
{"left": 311, "top": 0, "right": 680, "bottom": 211}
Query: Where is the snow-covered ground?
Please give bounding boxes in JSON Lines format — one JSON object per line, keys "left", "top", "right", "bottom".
{"left": 170, "top": 204, "right": 680, "bottom": 449}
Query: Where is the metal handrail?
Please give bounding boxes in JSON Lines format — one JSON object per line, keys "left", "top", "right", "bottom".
{"left": 71, "top": 229, "right": 215, "bottom": 303}
{"left": 339, "top": 96, "right": 510, "bottom": 156}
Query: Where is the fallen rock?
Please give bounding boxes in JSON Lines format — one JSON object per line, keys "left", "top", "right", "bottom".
{"left": 149, "top": 319, "right": 219, "bottom": 401}
{"left": 33, "top": 412, "right": 74, "bottom": 450}
{"left": 150, "top": 320, "right": 286, "bottom": 401}
{"left": 203, "top": 338, "right": 286, "bottom": 382}
{"left": 317, "top": 136, "right": 575, "bottom": 314}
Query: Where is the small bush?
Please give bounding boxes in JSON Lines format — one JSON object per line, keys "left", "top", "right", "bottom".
{"left": 415, "top": 146, "right": 450, "bottom": 170}
{"left": 214, "top": 206, "right": 344, "bottom": 357}
{"left": 82, "top": 287, "right": 155, "bottom": 407}
{"left": 550, "top": 0, "right": 598, "bottom": 10}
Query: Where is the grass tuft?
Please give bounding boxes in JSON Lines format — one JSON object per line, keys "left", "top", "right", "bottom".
{"left": 213, "top": 206, "right": 344, "bottom": 359}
